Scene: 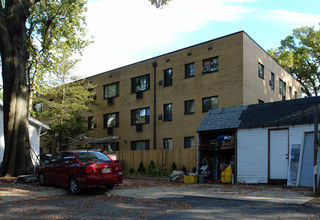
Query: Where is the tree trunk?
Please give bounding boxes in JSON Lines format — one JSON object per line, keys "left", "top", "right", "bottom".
{"left": 0, "top": 0, "right": 37, "bottom": 177}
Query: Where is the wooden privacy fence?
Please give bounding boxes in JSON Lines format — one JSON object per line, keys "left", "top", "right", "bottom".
{"left": 112, "top": 148, "right": 198, "bottom": 173}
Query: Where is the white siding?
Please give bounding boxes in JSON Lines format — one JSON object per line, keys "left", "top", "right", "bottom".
{"left": 28, "top": 125, "right": 40, "bottom": 166}
{"left": 237, "top": 127, "right": 269, "bottom": 183}
{"left": 237, "top": 124, "right": 318, "bottom": 184}
{"left": 0, "top": 110, "right": 4, "bottom": 164}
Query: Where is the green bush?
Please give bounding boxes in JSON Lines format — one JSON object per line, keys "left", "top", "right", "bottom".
{"left": 171, "top": 162, "right": 177, "bottom": 171}
{"left": 148, "top": 160, "right": 156, "bottom": 170}
{"left": 129, "top": 168, "right": 134, "bottom": 174}
{"left": 181, "top": 165, "right": 187, "bottom": 174}
{"left": 137, "top": 161, "right": 146, "bottom": 174}
{"left": 120, "top": 160, "right": 126, "bottom": 171}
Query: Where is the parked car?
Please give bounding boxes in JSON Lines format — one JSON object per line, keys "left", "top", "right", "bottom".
{"left": 37, "top": 150, "right": 123, "bottom": 194}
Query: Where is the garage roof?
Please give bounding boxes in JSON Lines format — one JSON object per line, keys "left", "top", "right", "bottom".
{"left": 197, "top": 96, "right": 320, "bottom": 132}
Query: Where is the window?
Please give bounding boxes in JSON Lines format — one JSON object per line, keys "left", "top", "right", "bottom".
{"left": 184, "top": 137, "right": 194, "bottom": 149}
{"left": 131, "top": 140, "right": 150, "bottom": 150}
{"left": 131, "top": 107, "right": 150, "bottom": 125}
{"left": 279, "top": 79, "right": 286, "bottom": 98}
{"left": 184, "top": 100, "right": 194, "bottom": 115}
{"left": 104, "top": 82, "right": 119, "bottom": 99}
{"left": 202, "top": 96, "right": 218, "bottom": 112}
{"left": 103, "top": 112, "right": 119, "bottom": 128}
{"left": 103, "top": 142, "right": 119, "bottom": 151}
{"left": 88, "top": 116, "right": 94, "bottom": 130}
{"left": 131, "top": 74, "right": 150, "bottom": 93}
{"left": 88, "top": 88, "right": 96, "bottom": 100}
{"left": 289, "top": 86, "right": 292, "bottom": 99}
{"left": 163, "top": 138, "right": 172, "bottom": 150}
{"left": 258, "top": 63, "right": 264, "bottom": 79}
{"left": 202, "top": 57, "right": 218, "bottom": 73}
{"left": 185, "top": 62, "right": 195, "bottom": 78}
{"left": 295, "top": 91, "right": 297, "bottom": 99}
{"left": 164, "top": 68, "right": 173, "bottom": 86}
{"left": 164, "top": 104, "right": 172, "bottom": 121}
{"left": 270, "top": 72, "right": 275, "bottom": 90}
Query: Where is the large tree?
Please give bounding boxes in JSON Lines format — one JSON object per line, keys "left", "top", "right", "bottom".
{"left": 268, "top": 25, "right": 320, "bottom": 97}
{"left": 0, "top": 0, "right": 39, "bottom": 177}
{"left": 0, "top": 0, "right": 170, "bottom": 177}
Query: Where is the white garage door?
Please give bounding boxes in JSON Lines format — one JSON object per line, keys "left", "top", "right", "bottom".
{"left": 270, "top": 129, "right": 289, "bottom": 180}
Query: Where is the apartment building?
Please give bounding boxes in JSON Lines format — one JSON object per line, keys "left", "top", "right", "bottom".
{"left": 80, "top": 31, "right": 301, "bottom": 171}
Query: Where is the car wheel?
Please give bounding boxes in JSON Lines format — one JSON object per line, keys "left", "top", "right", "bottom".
{"left": 105, "top": 184, "right": 115, "bottom": 189}
{"left": 69, "top": 177, "right": 80, "bottom": 195}
{"left": 39, "top": 173, "right": 46, "bottom": 186}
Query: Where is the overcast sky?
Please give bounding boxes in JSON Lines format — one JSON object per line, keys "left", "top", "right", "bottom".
{"left": 73, "top": 0, "right": 320, "bottom": 78}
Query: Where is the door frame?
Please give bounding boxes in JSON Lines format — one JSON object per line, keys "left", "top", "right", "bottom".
{"left": 268, "top": 128, "right": 289, "bottom": 183}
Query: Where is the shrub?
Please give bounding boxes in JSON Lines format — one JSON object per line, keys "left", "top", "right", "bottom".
{"left": 120, "top": 160, "right": 126, "bottom": 171}
{"left": 148, "top": 160, "right": 156, "bottom": 170}
{"left": 137, "top": 161, "right": 146, "bottom": 174}
{"left": 181, "top": 165, "right": 187, "bottom": 174}
{"left": 171, "top": 162, "right": 177, "bottom": 171}
{"left": 129, "top": 168, "right": 134, "bottom": 174}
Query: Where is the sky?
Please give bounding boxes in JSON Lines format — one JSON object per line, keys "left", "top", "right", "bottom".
{"left": 73, "top": 0, "right": 320, "bottom": 78}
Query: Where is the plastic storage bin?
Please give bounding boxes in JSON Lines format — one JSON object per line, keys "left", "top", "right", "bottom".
{"left": 184, "top": 175, "right": 198, "bottom": 184}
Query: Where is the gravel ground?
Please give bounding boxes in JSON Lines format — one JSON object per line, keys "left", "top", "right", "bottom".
{"left": 0, "top": 177, "right": 319, "bottom": 219}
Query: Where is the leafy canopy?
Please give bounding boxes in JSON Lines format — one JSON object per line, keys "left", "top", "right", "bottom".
{"left": 268, "top": 25, "right": 320, "bottom": 97}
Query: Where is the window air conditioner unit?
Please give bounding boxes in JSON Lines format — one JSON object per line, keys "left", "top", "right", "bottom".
{"left": 136, "top": 91, "right": 143, "bottom": 99}
{"left": 136, "top": 124, "right": 143, "bottom": 132}
{"left": 108, "top": 97, "right": 114, "bottom": 105}
{"left": 107, "top": 127, "right": 113, "bottom": 135}
{"left": 202, "top": 66, "right": 210, "bottom": 73}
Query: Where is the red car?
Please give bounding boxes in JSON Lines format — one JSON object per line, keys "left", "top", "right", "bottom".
{"left": 37, "top": 150, "right": 123, "bottom": 194}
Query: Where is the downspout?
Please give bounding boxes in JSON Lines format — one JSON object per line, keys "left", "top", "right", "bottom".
{"left": 152, "top": 61, "right": 157, "bottom": 150}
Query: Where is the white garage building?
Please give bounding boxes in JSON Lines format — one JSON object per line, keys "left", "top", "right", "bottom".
{"left": 197, "top": 96, "right": 320, "bottom": 187}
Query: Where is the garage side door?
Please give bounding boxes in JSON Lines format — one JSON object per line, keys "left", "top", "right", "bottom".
{"left": 270, "top": 129, "right": 289, "bottom": 180}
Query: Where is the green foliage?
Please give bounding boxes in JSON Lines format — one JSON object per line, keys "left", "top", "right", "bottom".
{"left": 129, "top": 168, "right": 135, "bottom": 174}
{"left": 26, "top": 0, "right": 92, "bottom": 113}
{"left": 181, "top": 165, "right": 187, "bottom": 174}
{"left": 33, "top": 51, "right": 96, "bottom": 150}
{"left": 148, "top": 161, "right": 156, "bottom": 170}
{"left": 121, "top": 160, "right": 126, "bottom": 172}
{"left": 268, "top": 25, "right": 320, "bottom": 97}
{"left": 137, "top": 162, "right": 146, "bottom": 174}
{"left": 171, "top": 162, "right": 177, "bottom": 171}
{"left": 149, "top": 0, "right": 172, "bottom": 8}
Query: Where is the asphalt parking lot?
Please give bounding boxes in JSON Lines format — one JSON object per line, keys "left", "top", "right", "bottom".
{"left": 0, "top": 177, "right": 319, "bottom": 219}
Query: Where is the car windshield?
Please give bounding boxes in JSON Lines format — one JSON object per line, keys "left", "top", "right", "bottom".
{"left": 75, "top": 152, "right": 112, "bottom": 163}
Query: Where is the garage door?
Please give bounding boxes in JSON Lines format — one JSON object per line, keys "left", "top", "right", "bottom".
{"left": 270, "top": 129, "right": 289, "bottom": 180}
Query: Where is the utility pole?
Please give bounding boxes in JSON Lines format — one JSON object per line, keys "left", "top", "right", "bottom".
{"left": 314, "top": 104, "right": 319, "bottom": 195}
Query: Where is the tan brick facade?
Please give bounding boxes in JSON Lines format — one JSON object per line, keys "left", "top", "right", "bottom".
{"left": 80, "top": 31, "right": 300, "bottom": 166}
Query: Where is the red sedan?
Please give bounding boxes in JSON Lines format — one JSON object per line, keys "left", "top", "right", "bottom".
{"left": 37, "top": 150, "right": 123, "bottom": 194}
